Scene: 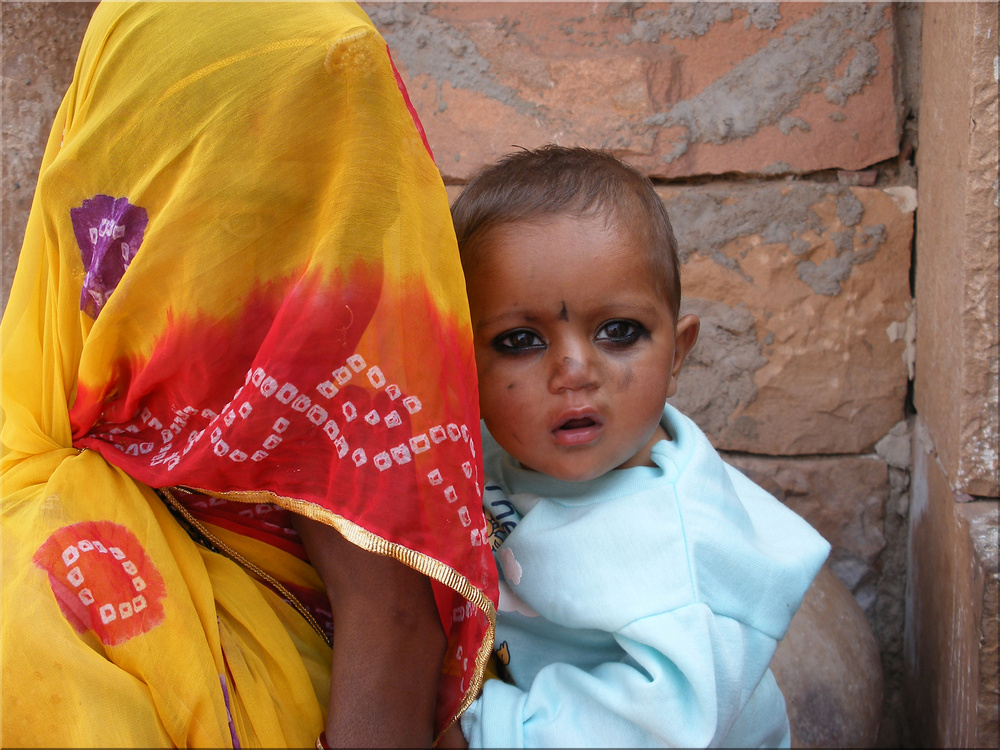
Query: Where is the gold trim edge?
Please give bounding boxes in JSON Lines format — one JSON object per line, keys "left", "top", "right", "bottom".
{"left": 159, "top": 488, "right": 332, "bottom": 647}
{"left": 174, "top": 485, "right": 498, "bottom": 739}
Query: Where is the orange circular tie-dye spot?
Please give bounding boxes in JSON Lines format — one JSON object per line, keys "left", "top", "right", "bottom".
{"left": 33, "top": 520, "right": 167, "bottom": 646}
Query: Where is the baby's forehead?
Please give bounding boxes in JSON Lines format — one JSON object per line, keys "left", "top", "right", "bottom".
{"left": 481, "top": 210, "right": 654, "bottom": 262}
{"left": 475, "top": 214, "right": 678, "bottom": 306}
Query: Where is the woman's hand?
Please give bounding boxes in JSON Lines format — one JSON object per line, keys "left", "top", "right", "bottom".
{"left": 292, "top": 513, "right": 446, "bottom": 747}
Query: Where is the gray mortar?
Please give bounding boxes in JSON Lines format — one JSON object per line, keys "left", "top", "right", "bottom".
{"left": 832, "top": 230, "right": 855, "bottom": 254}
{"left": 361, "top": 3, "right": 537, "bottom": 118}
{"left": 778, "top": 116, "right": 811, "bottom": 136}
{"left": 669, "top": 297, "right": 767, "bottom": 439}
{"left": 611, "top": 2, "right": 780, "bottom": 40}
{"left": 825, "top": 41, "right": 881, "bottom": 106}
{"left": 668, "top": 183, "right": 823, "bottom": 265}
{"left": 632, "top": 3, "right": 892, "bottom": 164}
{"left": 836, "top": 191, "right": 865, "bottom": 227}
{"left": 797, "top": 255, "right": 854, "bottom": 297}
{"left": 759, "top": 161, "right": 794, "bottom": 176}
{"left": 665, "top": 184, "right": 888, "bottom": 296}
{"left": 856, "top": 224, "right": 887, "bottom": 263}
{"left": 789, "top": 238, "right": 811, "bottom": 257}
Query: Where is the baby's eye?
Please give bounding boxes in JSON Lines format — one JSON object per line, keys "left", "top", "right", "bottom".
{"left": 596, "top": 320, "right": 645, "bottom": 346}
{"left": 492, "top": 329, "right": 545, "bottom": 354}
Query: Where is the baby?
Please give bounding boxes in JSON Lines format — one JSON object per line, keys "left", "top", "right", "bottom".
{"left": 449, "top": 145, "right": 830, "bottom": 748}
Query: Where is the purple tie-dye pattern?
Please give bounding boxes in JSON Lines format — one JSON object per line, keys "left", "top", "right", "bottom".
{"left": 70, "top": 195, "right": 148, "bottom": 318}
{"left": 219, "top": 672, "right": 241, "bottom": 748}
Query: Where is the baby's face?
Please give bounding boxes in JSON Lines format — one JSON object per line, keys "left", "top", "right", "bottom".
{"left": 466, "top": 213, "right": 697, "bottom": 482}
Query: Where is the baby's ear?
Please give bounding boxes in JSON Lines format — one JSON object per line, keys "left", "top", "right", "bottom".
{"left": 667, "top": 314, "right": 700, "bottom": 396}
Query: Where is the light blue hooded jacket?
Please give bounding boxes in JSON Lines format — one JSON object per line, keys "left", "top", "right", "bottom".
{"left": 461, "top": 403, "right": 830, "bottom": 748}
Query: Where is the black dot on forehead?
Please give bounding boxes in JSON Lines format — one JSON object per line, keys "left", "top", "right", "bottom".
{"left": 558, "top": 302, "right": 569, "bottom": 321}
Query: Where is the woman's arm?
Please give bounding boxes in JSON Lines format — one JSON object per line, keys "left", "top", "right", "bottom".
{"left": 292, "top": 514, "right": 446, "bottom": 747}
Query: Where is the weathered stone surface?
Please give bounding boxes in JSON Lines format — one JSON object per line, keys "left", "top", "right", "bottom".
{"left": 723, "top": 453, "right": 890, "bottom": 613}
{"left": 913, "top": 0, "right": 999, "bottom": 497}
{"left": 665, "top": 183, "right": 913, "bottom": 455}
{"left": 963, "top": 500, "right": 1000, "bottom": 749}
{"left": 365, "top": 2, "right": 902, "bottom": 182}
{"left": 1, "top": 1, "right": 98, "bottom": 309}
{"left": 906, "top": 418, "right": 1000, "bottom": 748}
{"left": 772, "top": 566, "right": 883, "bottom": 748}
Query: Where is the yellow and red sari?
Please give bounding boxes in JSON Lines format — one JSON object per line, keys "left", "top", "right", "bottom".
{"left": 1, "top": 2, "right": 496, "bottom": 746}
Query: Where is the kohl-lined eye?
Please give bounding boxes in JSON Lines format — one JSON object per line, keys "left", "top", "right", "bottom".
{"left": 492, "top": 329, "right": 546, "bottom": 354}
{"left": 596, "top": 320, "right": 646, "bottom": 346}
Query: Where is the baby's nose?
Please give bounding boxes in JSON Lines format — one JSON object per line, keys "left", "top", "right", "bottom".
{"left": 549, "top": 353, "right": 600, "bottom": 393}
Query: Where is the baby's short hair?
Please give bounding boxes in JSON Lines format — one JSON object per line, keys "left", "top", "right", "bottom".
{"left": 451, "top": 145, "right": 682, "bottom": 321}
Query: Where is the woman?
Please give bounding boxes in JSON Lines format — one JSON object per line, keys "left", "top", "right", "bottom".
{"left": 1, "top": 2, "right": 496, "bottom": 746}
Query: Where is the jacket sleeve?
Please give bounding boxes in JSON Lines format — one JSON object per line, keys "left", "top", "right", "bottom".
{"left": 460, "top": 604, "right": 790, "bottom": 748}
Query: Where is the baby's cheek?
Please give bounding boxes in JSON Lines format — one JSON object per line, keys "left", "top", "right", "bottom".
{"left": 479, "top": 374, "right": 522, "bottom": 420}
{"left": 615, "top": 366, "right": 635, "bottom": 392}
{"left": 492, "top": 383, "right": 525, "bottom": 415}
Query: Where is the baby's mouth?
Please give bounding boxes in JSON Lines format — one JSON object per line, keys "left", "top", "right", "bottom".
{"left": 552, "top": 413, "right": 602, "bottom": 445}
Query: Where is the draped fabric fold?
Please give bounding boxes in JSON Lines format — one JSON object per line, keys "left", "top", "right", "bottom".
{"left": 2, "top": 3, "right": 496, "bottom": 745}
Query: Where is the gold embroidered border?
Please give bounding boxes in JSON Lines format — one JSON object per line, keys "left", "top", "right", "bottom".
{"left": 159, "top": 487, "right": 332, "bottom": 647}
{"left": 174, "top": 484, "right": 497, "bottom": 737}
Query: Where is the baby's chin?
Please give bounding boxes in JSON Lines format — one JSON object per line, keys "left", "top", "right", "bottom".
{"left": 514, "top": 458, "right": 628, "bottom": 483}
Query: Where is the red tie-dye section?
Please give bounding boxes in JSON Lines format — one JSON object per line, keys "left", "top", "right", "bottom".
{"left": 69, "top": 266, "right": 495, "bottom": 730}
{"left": 69, "top": 260, "right": 380, "bottom": 445}
{"left": 181, "top": 492, "right": 306, "bottom": 559}
{"left": 387, "top": 45, "right": 433, "bottom": 161}
{"left": 69, "top": 267, "right": 484, "bottom": 567}
{"left": 33, "top": 521, "right": 167, "bottom": 646}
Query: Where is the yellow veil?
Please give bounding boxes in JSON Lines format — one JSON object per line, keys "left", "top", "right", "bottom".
{"left": 2, "top": 2, "right": 495, "bottom": 745}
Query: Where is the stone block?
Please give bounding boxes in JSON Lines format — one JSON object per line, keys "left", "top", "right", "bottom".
{"left": 906, "top": 419, "right": 1000, "bottom": 748}
{"left": 913, "top": 0, "right": 999, "bottom": 497}
{"left": 962, "top": 500, "right": 1000, "bottom": 748}
{"left": 665, "top": 183, "right": 913, "bottom": 455}
{"left": 366, "top": 2, "right": 903, "bottom": 182}
{"left": 723, "top": 453, "right": 890, "bottom": 614}
{"left": 1, "top": 1, "right": 99, "bottom": 309}
{"left": 772, "top": 566, "right": 883, "bottom": 748}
